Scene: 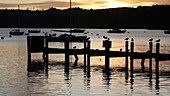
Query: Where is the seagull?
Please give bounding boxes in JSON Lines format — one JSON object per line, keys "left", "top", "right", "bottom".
{"left": 155, "top": 39, "right": 160, "bottom": 42}
{"left": 120, "top": 48, "right": 122, "bottom": 52}
{"left": 149, "top": 38, "right": 153, "bottom": 41}
{"left": 131, "top": 38, "right": 134, "bottom": 42}
{"left": 73, "top": 46, "right": 76, "bottom": 49}
{"left": 103, "top": 36, "right": 107, "bottom": 39}
{"left": 125, "top": 37, "right": 128, "bottom": 40}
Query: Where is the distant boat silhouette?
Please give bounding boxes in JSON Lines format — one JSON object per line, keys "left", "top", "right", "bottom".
{"left": 28, "top": 29, "right": 41, "bottom": 33}
{"left": 9, "top": 5, "right": 25, "bottom": 36}
{"left": 107, "top": 28, "right": 126, "bottom": 33}
{"left": 52, "top": 28, "right": 85, "bottom": 33}
{"left": 164, "top": 30, "right": 170, "bottom": 34}
{"left": 9, "top": 29, "right": 24, "bottom": 35}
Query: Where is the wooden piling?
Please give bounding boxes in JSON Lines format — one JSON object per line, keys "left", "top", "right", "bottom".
{"left": 87, "top": 41, "right": 91, "bottom": 78}
{"left": 84, "top": 40, "right": 87, "bottom": 72}
{"left": 130, "top": 40, "right": 134, "bottom": 82}
{"left": 155, "top": 42, "right": 160, "bottom": 86}
{"left": 44, "top": 36, "right": 49, "bottom": 74}
{"left": 104, "top": 40, "right": 111, "bottom": 73}
{"left": 141, "top": 58, "right": 145, "bottom": 73}
{"left": 65, "top": 40, "right": 70, "bottom": 74}
{"left": 125, "top": 40, "right": 129, "bottom": 80}
{"left": 149, "top": 41, "right": 153, "bottom": 79}
{"left": 27, "top": 36, "right": 31, "bottom": 72}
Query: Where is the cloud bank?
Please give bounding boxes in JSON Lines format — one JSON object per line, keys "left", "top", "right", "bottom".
{"left": 0, "top": 0, "right": 169, "bottom": 9}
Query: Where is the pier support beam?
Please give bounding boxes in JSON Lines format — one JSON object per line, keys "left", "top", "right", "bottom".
{"left": 125, "top": 40, "right": 129, "bottom": 80}
{"left": 84, "top": 40, "right": 87, "bottom": 73}
{"left": 103, "top": 40, "right": 111, "bottom": 73}
{"left": 141, "top": 58, "right": 145, "bottom": 73}
{"left": 65, "top": 40, "right": 69, "bottom": 74}
{"left": 87, "top": 41, "right": 91, "bottom": 78}
{"left": 27, "top": 36, "right": 31, "bottom": 72}
{"left": 44, "top": 37, "right": 49, "bottom": 74}
{"left": 149, "top": 41, "right": 153, "bottom": 79}
{"left": 155, "top": 42, "right": 160, "bottom": 87}
{"left": 130, "top": 39, "right": 134, "bottom": 82}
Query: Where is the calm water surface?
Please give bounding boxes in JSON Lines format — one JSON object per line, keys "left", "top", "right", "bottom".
{"left": 0, "top": 28, "right": 170, "bottom": 96}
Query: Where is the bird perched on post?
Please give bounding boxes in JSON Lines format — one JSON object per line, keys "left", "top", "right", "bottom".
{"left": 125, "top": 37, "right": 128, "bottom": 40}
{"left": 131, "top": 38, "right": 134, "bottom": 42}
{"left": 149, "top": 38, "right": 153, "bottom": 41}
{"left": 73, "top": 46, "right": 76, "bottom": 49}
{"left": 155, "top": 39, "right": 160, "bottom": 42}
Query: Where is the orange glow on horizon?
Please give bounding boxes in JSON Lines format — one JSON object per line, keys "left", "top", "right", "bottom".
{"left": 0, "top": 0, "right": 167, "bottom": 10}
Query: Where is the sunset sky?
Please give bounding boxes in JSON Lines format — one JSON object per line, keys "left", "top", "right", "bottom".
{"left": 0, "top": 0, "right": 169, "bottom": 10}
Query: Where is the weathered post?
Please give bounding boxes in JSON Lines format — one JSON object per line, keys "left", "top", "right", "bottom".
{"left": 84, "top": 40, "right": 87, "bottom": 72}
{"left": 125, "top": 39, "right": 129, "bottom": 80}
{"left": 130, "top": 38, "right": 134, "bottom": 82}
{"left": 87, "top": 41, "right": 91, "bottom": 78}
{"left": 141, "top": 58, "right": 145, "bottom": 73}
{"left": 149, "top": 41, "right": 153, "bottom": 79}
{"left": 44, "top": 36, "right": 49, "bottom": 74}
{"left": 65, "top": 40, "right": 70, "bottom": 74}
{"left": 155, "top": 42, "right": 160, "bottom": 86}
{"left": 103, "top": 40, "right": 111, "bottom": 73}
{"left": 27, "top": 36, "right": 31, "bottom": 72}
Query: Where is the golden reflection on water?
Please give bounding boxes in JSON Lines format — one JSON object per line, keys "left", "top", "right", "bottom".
{"left": 0, "top": 28, "right": 170, "bottom": 96}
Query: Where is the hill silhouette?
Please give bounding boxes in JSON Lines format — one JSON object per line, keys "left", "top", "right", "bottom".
{"left": 0, "top": 5, "right": 170, "bottom": 29}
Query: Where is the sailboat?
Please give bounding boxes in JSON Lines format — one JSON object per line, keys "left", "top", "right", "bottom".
{"left": 28, "top": 11, "right": 41, "bottom": 33}
{"left": 107, "top": 28, "right": 126, "bottom": 33}
{"left": 55, "top": 0, "right": 87, "bottom": 38}
{"left": 9, "top": 29, "right": 24, "bottom": 35}
{"left": 52, "top": 28, "right": 85, "bottom": 33}
{"left": 107, "top": 9, "right": 126, "bottom": 33}
{"left": 9, "top": 5, "right": 25, "bottom": 35}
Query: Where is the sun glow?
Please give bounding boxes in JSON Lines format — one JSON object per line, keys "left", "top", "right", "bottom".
{"left": 106, "top": 1, "right": 132, "bottom": 8}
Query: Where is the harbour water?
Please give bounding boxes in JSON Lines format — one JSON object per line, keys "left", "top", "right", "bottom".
{"left": 0, "top": 28, "right": 170, "bottom": 96}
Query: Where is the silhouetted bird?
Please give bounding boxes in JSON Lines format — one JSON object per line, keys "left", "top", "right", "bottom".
{"left": 87, "top": 37, "right": 90, "bottom": 40}
{"left": 155, "top": 39, "right": 160, "bottom": 42}
{"left": 120, "top": 48, "right": 122, "bottom": 52}
{"left": 1, "top": 37, "right": 4, "bottom": 39}
{"left": 103, "top": 36, "right": 108, "bottom": 39}
{"left": 131, "top": 38, "right": 134, "bottom": 42}
{"left": 73, "top": 46, "right": 76, "bottom": 49}
{"left": 149, "top": 38, "right": 153, "bottom": 41}
{"left": 125, "top": 37, "right": 128, "bottom": 40}
{"left": 107, "top": 38, "right": 110, "bottom": 41}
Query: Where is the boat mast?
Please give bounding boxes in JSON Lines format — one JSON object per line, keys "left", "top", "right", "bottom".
{"left": 70, "top": 0, "right": 72, "bottom": 35}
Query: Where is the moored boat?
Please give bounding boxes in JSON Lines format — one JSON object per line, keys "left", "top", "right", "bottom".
{"left": 28, "top": 29, "right": 41, "bottom": 33}
{"left": 52, "top": 28, "right": 85, "bottom": 33}
{"left": 164, "top": 30, "right": 170, "bottom": 34}
{"left": 9, "top": 29, "right": 24, "bottom": 35}
{"left": 107, "top": 28, "right": 126, "bottom": 33}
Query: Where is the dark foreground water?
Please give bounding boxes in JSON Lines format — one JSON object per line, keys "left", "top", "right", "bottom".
{"left": 0, "top": 28, "right": 170, "bottom": 96}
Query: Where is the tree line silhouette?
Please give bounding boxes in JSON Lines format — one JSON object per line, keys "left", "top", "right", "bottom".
{"left": 0, "top": 5, "right": 170, "bottom": 29}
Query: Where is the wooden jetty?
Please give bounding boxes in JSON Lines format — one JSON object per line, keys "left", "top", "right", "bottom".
{"left": 27, "top": 36, "right": 170, "bottom": 86}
